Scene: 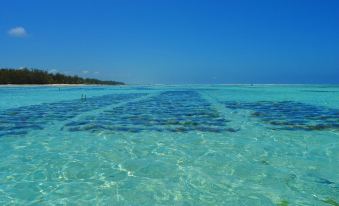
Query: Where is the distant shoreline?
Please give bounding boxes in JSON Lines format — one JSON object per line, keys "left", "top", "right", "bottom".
{"left": 1, "top": 83, "right": 338, "bottom": 87}
{"left": 0, "top": 68, "right": 124, "bottom": 85}
{"left": 0, "top": 84, "right": 124, "bottom": 87}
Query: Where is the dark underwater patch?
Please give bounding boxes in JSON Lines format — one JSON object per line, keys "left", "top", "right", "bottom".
{"left": 322, "top": 198, "right": 339, "bottom": 206}
{"left": 223, "top": 101, "right": 339, "bottom": 131}
{"left": 0, "top": 93, "right": 145, "bottom": 137}
{"left": 301, "top": 90, "right": 339, "bottom": 93}
{"left": 65, "top": 91, "right": 236, "bottom": 133}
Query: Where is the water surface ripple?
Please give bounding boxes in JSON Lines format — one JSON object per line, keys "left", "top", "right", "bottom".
{"left": 0, "top": 85, "right": 338, "bottom": 205}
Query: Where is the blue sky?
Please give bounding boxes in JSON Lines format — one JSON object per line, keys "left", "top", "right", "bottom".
{"left": 1, "top": 0, "right": 338, "bottom": 84}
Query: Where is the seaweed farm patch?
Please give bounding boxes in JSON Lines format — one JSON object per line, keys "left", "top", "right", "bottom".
{"left": 223, "top": 101, "right": 339, "bottom": 131}
{"left": 65, "top": 91, "right": 236, "bottom": 133}
{"left": 0, "top": 93, "right": 145, "bottom": 137}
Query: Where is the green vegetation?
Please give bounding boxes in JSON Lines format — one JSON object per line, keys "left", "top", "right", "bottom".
{"left": 323, "top": 198, "right": 339, "bottom": 206}
{"left": 0, "top": 68, "right": 124, "bottom": 85}
{"left": 277, "top": 200, "right": 289, "bottom": 206}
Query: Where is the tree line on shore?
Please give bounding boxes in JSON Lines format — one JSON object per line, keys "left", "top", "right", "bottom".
{"left": 0, "top": 68, "right": 124, "bottom": 85}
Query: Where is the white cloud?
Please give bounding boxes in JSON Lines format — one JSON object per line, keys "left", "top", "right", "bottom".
{"left": 8, "top": 26, "right": 27, "bottom": 37}
{"left": 82, "top": 70, "right": 89, "bottom": 74}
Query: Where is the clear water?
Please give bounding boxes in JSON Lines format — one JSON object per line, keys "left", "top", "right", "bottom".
{"left": 0, "top": 85, "right": 338, "bottom": 205}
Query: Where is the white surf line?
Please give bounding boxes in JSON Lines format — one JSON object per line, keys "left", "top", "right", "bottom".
{"left": 198, "top": 90, "right": 244, "bottom": 130}
{"left": 58, "top": 91, "right": 162, "bottom": 129}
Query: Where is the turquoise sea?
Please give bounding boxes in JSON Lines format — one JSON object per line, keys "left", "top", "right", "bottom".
{"left": 0, "top": 85, "right": 338, "bottom": 205}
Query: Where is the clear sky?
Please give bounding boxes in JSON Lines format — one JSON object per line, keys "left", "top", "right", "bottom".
{"left": 1, "top": 0, "right": 338, "bottom": 84}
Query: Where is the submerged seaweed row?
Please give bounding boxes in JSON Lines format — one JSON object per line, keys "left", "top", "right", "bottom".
{"left": 0, "top": 93, "right": 145, "bottom": 137}
{"left": 65, "top": 91, "right": 237, "bottom": 133}
{"left": 223, "top": 101, "right": 339, "bottom": 131}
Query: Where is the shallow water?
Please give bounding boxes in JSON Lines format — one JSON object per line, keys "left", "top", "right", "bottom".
{"left": 0, "top": 85, "right": 338, "bottom": 205}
